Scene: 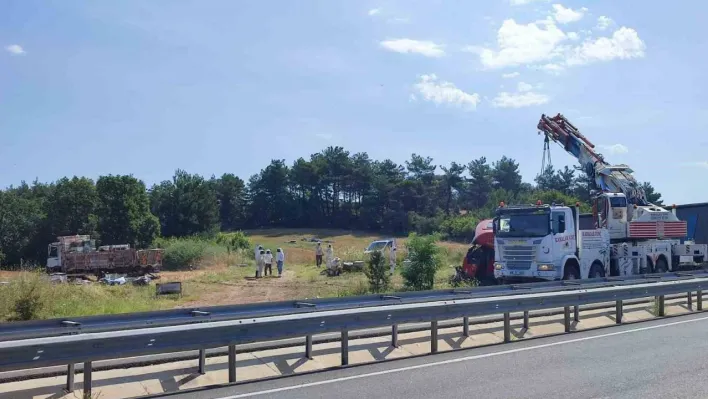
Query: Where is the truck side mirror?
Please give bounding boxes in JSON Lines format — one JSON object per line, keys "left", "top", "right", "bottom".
{"left": 559, "top": 218, "right": 566, "bottom": 233}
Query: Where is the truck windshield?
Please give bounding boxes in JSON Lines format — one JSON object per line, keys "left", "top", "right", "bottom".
{"left": 495, "top": 213, "right": 550, "bottom": 237}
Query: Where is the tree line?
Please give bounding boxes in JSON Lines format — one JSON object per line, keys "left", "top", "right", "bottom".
{"left": 0, "top": 146, "right": 662, "bottom": 267}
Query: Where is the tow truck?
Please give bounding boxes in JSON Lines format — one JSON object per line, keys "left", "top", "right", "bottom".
{"left": 493, "top": 113, "right": 707, "bottom": 282}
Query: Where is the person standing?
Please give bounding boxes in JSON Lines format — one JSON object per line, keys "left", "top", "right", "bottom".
{"left": 257, "top": 250, "right": 266, "bottom": 278}
{"left": 264, "top": 249, "right": 274, "bottom": 276}
{"left": 276, "top": 248, "right": 285, "bottom": 277}
{"left": 325, "top": 244, "right": 334, "bottom": 269}
{"left": 254, "top": 245, "right": 263, "bottom": 277}
{"left": 315, "top": 242, "right": 324, "bottom": 268}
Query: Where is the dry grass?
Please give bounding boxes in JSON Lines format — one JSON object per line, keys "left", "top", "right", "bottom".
{"left": 0, "top": 271, "right": 185, "bottom": 322}
{"left": 0, "top": 229, "right": 470, "bottom": 320}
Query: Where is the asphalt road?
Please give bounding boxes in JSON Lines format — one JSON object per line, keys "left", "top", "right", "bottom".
{"left": 158, "top": 312, "right": 708, "bottom": 399}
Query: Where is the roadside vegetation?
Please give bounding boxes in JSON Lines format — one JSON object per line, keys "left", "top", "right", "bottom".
{"left": 0, "top": 229, "right": 468, "bottom": 322}
{"left": 0, "top": 271, "right": 180, "bottom": 322}
{"left": 0, "top": 146, "right": 666, "bottom": 321}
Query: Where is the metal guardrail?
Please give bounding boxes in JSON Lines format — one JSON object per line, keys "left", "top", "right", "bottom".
{"left": 1, "top": 274, "right": 707, "bottom": 397}
{"left": 3, "top": 270, "right": 707, "bottom": 341}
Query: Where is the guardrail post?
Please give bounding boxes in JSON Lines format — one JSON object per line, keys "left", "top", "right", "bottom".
{"left": 658, "top": 295, "right": 665, "bottom": 317}
{"left": 341, "top": 329, "right": 349, "bottom": 365}
{"left": 615, "top": 300, "right": 623, "bottom": 324}
{"left": 305, "top": 335, "right": 313, "bottom": 359}
{"left": 698, "top": 290, "right": 703, "bottom": 311}
{"left": 563, "top": 306, "right": 571, "bottom": 333}
{"left": 503, "top": 313, "right": 511, "bottom": 342}
{"left": 688, "top": 292, "right": 693, "bottom": 310}
{"left": 391, "top": 324, "right": 399, "bottom": 347}
{"left": 431, "top": 321, "right": 439, "bottom": 353}
{"left": 83, "top": 361, "right": 92, "bottom": 398}
{"left": 463, "top": 316, "right": 470, "bottom": 337}
{"left": 523, "top": 311, "right": 529, "bottom": 330}
{"left": 65, "top": 364, "right": 75, "bottom": 393}
{"left": 228, "top": 345, "right": 236, "bottom": 383}
{"left": 573, "top": 305, "right": 580, "bottom": 322}
{"left": 198, "top": 349, "right": 206, "bottom": 374}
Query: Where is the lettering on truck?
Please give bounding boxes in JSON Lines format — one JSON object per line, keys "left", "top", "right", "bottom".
{"left": 582, "top": 231, "right": 602, "bottom": 237}
{"left": 555, "top": 235, "right": 575, "bottom": 243}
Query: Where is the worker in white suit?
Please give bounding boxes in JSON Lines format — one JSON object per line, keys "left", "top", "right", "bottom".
{"left": 325, "top": 244, "right": 334, "bottom": 270}
{"left": 254, "top": 245, "right": 263, "bottom": 278}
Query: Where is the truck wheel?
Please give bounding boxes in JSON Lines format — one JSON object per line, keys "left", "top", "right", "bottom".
{"left": 654, "top": 257, "right": 668, "bottom": 273}
{"left": 589, "top": 262, "right": 604, "bottom": 279}
{"left": 563, "top": 263, "right": 580, "bottom": 280}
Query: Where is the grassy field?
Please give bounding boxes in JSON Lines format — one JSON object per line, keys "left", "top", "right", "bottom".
{"left": 0, "top": 229, "right": 470, "bottom": 321}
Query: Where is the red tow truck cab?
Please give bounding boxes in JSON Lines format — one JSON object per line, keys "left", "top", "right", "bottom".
{"left": 462, "top": 219, "right": 495, "bottom": 281}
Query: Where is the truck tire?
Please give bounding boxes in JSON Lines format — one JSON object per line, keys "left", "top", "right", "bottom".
{"left": 589, "top": 262, "right": 604, "bottom": 278}
{"left": 654, "top": 257, "right": 668, "bottom": 273}
{"left": 563, "top": 262, "right": 580, "bottom": 280}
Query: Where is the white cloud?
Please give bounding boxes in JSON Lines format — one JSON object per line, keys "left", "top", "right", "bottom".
{"left": 411, "top": 74, "right": 480, "bottom": 111}
{"left": 596, "top": 16, "right": 613, "bottom": 31}
{"left": 380, "top": 39, "right": 445, "bottom": 57}
{"left": 5, "top": 44, "right": 25, "bottom": 55}
{"left": 491, "top": 81, "right": 548, "bottom": 108}
{"left": 538, "top": 63, "right": 565, "bottom": 74}
{"left": 368, "top": 8, "right": 381, "bottom": 16}
{"left": 502, "top": 71, "right": 520, "bottom": 78}
{"left": 598, "top": 143, "right": 629, "bottom": 155}
{"left": 476, "top": 18, "right": 567, "bottom": 68}
{"left": 517, "top": 81, "right": 534, "bottom": 92}
{"left": 492, "top": 91, "right": 550, "bottom": 108}
{"left": 473, "top": 16, "right": 646, "bottom": 70}
{"left": 551, "top": 4, "right": 588, "bottom": 24}
{"left": 565, "top": 27, "right": 646, "bottom": 66}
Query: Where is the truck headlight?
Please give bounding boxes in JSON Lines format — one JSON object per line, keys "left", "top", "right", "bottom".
{"left": 537, "top": 264, "right": 555, "bottom": 271}
{"left": 494, "top": 263, "right": 504, "bottom": 270}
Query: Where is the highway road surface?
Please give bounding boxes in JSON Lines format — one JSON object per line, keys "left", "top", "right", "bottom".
{"left": 157, "top": 312, "right": 708, "bottom": 399}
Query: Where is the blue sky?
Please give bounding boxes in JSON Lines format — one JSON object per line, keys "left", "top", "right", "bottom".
{"left": 2, "top": 0, "right": 707, "bottom": 205}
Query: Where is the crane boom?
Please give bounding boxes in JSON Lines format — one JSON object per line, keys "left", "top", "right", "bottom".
{"left": 537, "top": 113, "right": 649, "bottom": 206}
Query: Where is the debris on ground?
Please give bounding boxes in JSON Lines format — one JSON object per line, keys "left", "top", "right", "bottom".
{"left": 100, "top": 275, "right": 127, "bottom": 286}
{"left": 49, "top": 273, "right": 68, "bottom": 284}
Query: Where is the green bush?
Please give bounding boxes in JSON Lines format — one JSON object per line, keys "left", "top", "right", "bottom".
{"left": 12, "top": 274, "right": 43, "bottom": 321}
{"left": 364, "top": 250, "right": 390, "bottom": 293}
{"left": 408, "top": 212, "right": 444, "bottom": 235}
{"left": 401, "top": 233, "right": 442, "bottom": 291}
{"left": 154, "top": 237, "right": 222, "bottom": 270}
{"left": 439, "top": 214, "right": 479, "bottom": 242}
{"left": 159, "top": 238, "right": 208, "bottom": 270}
{"left": 216, "top": 231, "right": 251, "bottom": 252}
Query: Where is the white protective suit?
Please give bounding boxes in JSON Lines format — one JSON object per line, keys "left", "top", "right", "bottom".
{"left": 254, "top": 245, "right": 263, "bottom": 277}
{"left": 325, "top": 245, "right": 334, "bottom": 269}
{"left": 257, "top": 251, "right": 265, "bottom": 278}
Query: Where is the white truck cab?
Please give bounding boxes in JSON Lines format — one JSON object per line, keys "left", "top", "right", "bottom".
{"left": 493, "top": 201, "right": 610, "bottom": 282}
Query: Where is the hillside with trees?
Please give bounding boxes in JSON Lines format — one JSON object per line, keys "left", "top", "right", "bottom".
{"left": 0, "top": 146, "right": 662, "bottom": 267}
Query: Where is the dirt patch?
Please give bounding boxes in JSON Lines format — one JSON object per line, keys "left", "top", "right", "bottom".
{"left": 0, "top": 271, "right": 20, "bottom": 281}
{"left": 178, "top": 269, "right": 312, "bottom": 307}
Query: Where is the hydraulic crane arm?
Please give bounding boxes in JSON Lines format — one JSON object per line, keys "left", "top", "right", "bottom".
{"left": 537, "top": 113, "right": 649, "bottom": 206}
